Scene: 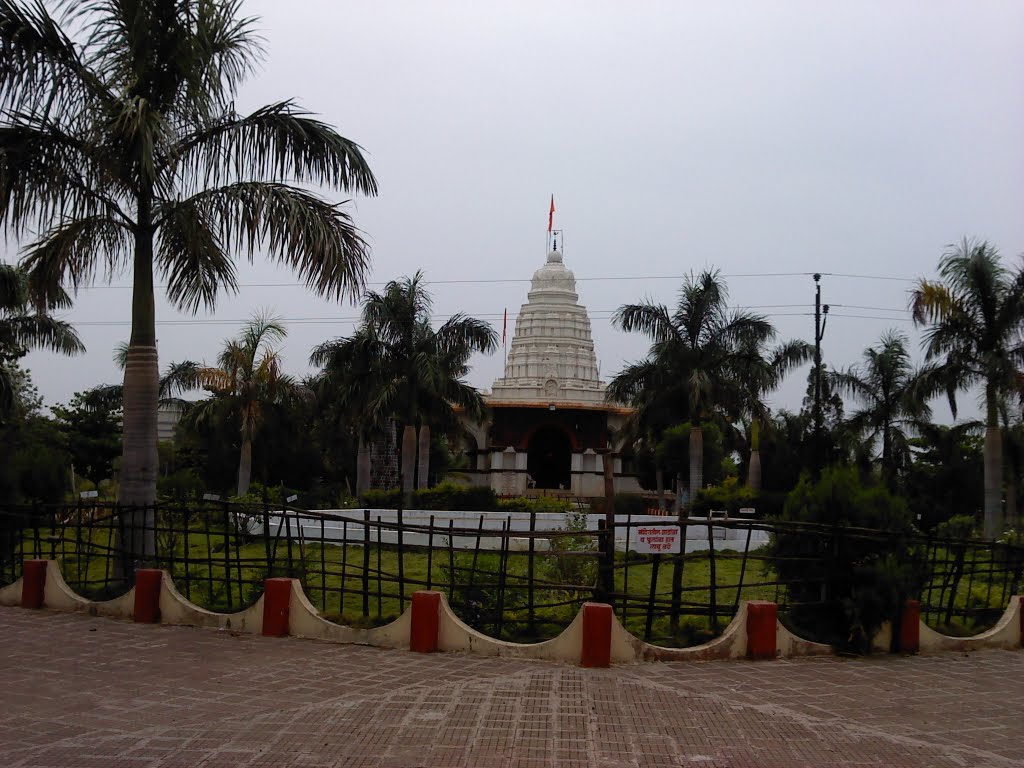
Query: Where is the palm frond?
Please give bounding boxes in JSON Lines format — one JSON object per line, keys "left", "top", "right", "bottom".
{"left": 155, "top": 195, "right": 235, "bottom": 311}
{"left": 171, "top": 181, "right": 369, "bottom": 303}
{"left": 20, "top": 214, "right": 132, "bottom": 308}
{"left": 174, "top": 101, "right": 378, "bottom": 195}
{"left": 0, "top": 0, "right": 110, "bottom": 116}
{"left": 0, "top": 118, "right": 129, "bottom": 235}
{"left": 0, "top": 313, "right": 83, "bottom": 355}
{"left": 613, "top": 301, "right": 675, "bottom": 343}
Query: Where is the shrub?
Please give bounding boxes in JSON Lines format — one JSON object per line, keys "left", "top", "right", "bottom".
{"left": 359, "top": 483, "right": 497, "bottom": 511}
{"left": 360, "top": 488, "right": 402, "bottom": 508}
{"left": 414, "top": 482, "right": 497, "bottom": 511}
{"left": 590, "top": 494, "right": 651, "bottom": 516}
{"left": 497, "top": 496, "right": 573, "bottom": 514}
{"left": 692, "top": 477, "right": 756, "bottom": 516}
{"left": 542, "top": 511, "right": 598, "bottom": 604}
{"left": 768, "top": 466, "right": 924, "bottom": 653}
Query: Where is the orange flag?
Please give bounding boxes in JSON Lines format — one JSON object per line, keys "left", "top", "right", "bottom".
{"left": 548, "top": 195, "right": 556, "bottom": 232}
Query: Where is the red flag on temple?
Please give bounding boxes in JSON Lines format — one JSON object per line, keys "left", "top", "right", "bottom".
{"left": 548, "top": 195, "right": 556, "bottom": 232}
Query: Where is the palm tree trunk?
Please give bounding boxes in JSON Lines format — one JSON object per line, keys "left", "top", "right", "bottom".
{"left": 1006, "top": 479, "right": 1018, "bottom": 531}
{"left": 356, "top": 435, "right": 371, "bottom": 497}
{"left": 417, "top": 424, "right": 431, "bottom": 490}
{"left": 655, "top": 466, "right": 666, "bottom": 512}
{"left": 117, "top": 197, "right": 158, "bottom": 573}
{"left": 984, "top": 423, "right": 1003, "bottom": 539}
{"left": 747, "top": 419, "right": 761, "bottom": 492}
{"left": 401, "top": 425, "right": 416, "bottom": 507}
{"left": 688, "top": 425, "right": 704, "bottom": 510}
{"left": 747, "top": 451, "right": 762, "bottom": 493}
{"left": 237, "top": 437, "right": 253, "bottom": 497}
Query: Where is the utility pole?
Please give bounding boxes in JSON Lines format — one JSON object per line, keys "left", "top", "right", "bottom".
{"left": 812, "top": 274, "right": 829, "bottom": 472}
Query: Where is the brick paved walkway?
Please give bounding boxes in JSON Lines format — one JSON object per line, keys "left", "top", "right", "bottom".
{"left": 1, "top": 607, "right": 1022, "bottom": 767}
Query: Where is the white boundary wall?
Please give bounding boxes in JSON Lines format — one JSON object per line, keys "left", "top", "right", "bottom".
{"left": 249, "top": 509, "right": 770, "bottom": 554}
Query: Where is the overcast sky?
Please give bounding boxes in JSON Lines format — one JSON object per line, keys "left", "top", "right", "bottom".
{"left": 9, "top": 0, "right": 1024, "bottom": 420}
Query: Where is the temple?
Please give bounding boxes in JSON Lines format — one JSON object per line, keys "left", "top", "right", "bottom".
{"left": 460, "top": 240, "right": 642, "bottom": 497}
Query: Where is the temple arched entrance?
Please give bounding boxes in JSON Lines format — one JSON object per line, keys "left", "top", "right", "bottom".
{"left": 527, "top": 426, "right": 572, "bottom": 490}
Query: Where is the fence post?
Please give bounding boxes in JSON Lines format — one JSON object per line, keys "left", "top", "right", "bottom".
{"left": 397, "top": 506, "right": 406, "bottom": 609}
{"left": 898, "top": 599, "right": 920, "bottom": 654}
{"left": 221, "top": 502, "right": 233, "bottom": 610}
{"left": 21, "top": 559, "right": 47, "bottom": 609}
{"left": 528, "top": 511, "right": 536, "bottom": 635}
{"left": 362, "top": 510, "right": 370, "bottom": 617}
{"left": 597, "top": 519, "right": 614, "bottom": 602}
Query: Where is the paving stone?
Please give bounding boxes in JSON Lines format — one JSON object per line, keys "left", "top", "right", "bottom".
{"left": 2, "top": 607, "right": 1023, "bottom": 766}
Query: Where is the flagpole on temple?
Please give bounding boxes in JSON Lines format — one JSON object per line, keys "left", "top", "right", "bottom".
{"left": 547, "top": 194, "right": 555, "bottom": 252}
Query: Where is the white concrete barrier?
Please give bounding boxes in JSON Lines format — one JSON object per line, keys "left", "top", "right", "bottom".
{"left": 252, "top": 509, "right": 770, "bottom": 554}
{"left": 3, "top": 560, "right": 1017, "bottom": 665}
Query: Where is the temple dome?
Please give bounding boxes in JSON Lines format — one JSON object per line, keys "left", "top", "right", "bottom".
{"left": 489, "top": 248, "right": 606, "bottom": 405}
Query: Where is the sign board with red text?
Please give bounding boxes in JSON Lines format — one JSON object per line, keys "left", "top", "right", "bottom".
{"left": 632, "top": 525, "right": 682, "bottom": 554}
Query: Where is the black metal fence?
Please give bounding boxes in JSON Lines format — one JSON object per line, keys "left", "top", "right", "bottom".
{"left": 1, "top": 501, "right": 1021, "bottom": 647}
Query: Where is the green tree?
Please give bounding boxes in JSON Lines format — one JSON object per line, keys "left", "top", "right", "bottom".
{"left": 610, "top": 270, "right": 794, "bottom": 503}
{"left": 184, "top": 314, "right": 304, "bottom": 496}
{"left": 313, "top": 272, "right": 497, "bottom": 502}
{"left": 772, "top": 466, "right": 922, "bottom": 653}
{"left": 52, "top": 389, "right": 122, "bottom": 486}
{"left": 829, "top": 331, "right": 932, "bottom": 488}
{"left": 0, "top": 1, "right": 376, "bottom": 559}
{"left": 904, "top": 421, "right": 983, "bottom": 530}
{"left": 0, "top": 264, "right": 82, "bottom": 416}
{"left": 0, "top": 367, "right": 70, "bottom": 504}
{"left": 310, "top": 325, "right": 392, "bottom": 498}
{"left": 911, "top": 238, "right": 1024, "bottom": 538}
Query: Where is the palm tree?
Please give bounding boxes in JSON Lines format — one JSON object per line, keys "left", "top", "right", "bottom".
{"left": 185, "top": 314, "right": 303, "bottom": 496}
{"left": 309, "top": 326, "right": 390, "bottom": 498}
{"left": 911, "top": 238, "right": 1024, "bottom": 538}
{"left": 829, "top": 330, "right": 932, "bottom": 488}
{"left": 314, "top": 273, "right": 497, "bottom": 502}
{"left": 85, "top": 342, "right": 201, "bottom": 414}
{"left": 0, "top": 1, "right": 376, "bottom": 555}
{"left": 0, "top": 264, "right": 83, "bottom": 415}
{"left": 606, "top": 361, "right": 676, "bottom": 510}
{"left": 732, "top": 337, "right": 812, "bottom": 492}
{"left": 610, "top": 270, "right": 784, "bottom": 503}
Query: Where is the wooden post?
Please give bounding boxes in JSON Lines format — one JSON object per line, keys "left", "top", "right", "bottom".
{"left": 600, "top": 449, "right": 616, "bottom": 600}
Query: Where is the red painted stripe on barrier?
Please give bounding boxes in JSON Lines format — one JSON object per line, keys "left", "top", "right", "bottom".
{"left": 262, "top": 578, "right": 292, "bottom": 637}
{"left": 133, "top": 569, "right": 163, "bottom": 624}
{"left": 899, "top": 599, "right": 920, "bottom": 654}
{"left": 580, "top": 602, "right": 613, "bottom": 668}
{"left": 746, "top": 600, "right": 778, "bottom": 659}
{"left": 410, "top": 591, "right": 441, "bottom": 653}
{"left": 21, "top": 559, "right": 47, "bottom": 609}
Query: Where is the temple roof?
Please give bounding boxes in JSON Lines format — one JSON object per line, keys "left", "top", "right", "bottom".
{"left": 489, "top": 247, "right": 608, "bottom": 406}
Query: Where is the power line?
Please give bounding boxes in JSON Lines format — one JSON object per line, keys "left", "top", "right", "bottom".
{"left": 65, "top": 310, "right": 929, "bottom": 328}
{"left": 67, "top": 270, "right": 918, "bottom": 291}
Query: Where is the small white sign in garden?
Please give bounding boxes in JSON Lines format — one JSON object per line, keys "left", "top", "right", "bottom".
{"left": 632, "top": 525, "right": 682, "bottom": 554}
